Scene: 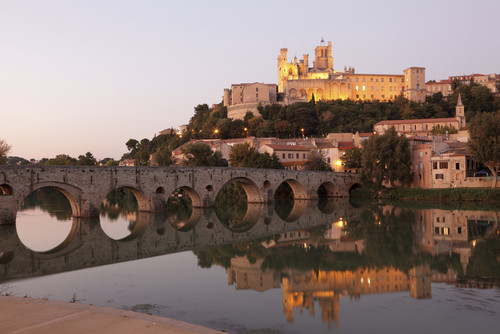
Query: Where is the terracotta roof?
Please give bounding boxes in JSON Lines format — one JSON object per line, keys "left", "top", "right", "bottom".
{"left": 281, "top": 160, "right": 309, "bottom": 167}
{"left": 338, "top": 142, "right": 355, "bottom": 150}
{"left": 426, "top": 80, "right": 451, "bottom": 84}
{"left": 358, "top": 132, "right": 373, "bottom": 137}
{"left": 264, "top": 144, "right": 310, "bottom": 151}
{"left": 375, "top": 118, "right": 457, "bottom": 126}
{"left": 316, "top": 141, "right": 335, "bottom": 149}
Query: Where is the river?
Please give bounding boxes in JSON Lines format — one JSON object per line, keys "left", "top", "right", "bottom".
{"left": 0, "top": 188, "right": 499, "bottom": 333}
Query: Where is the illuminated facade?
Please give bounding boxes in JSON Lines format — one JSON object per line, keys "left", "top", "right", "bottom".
{"left": 278, "top": 41, "right": 426, "bottom": 104}
{"left": 225, "top": 40, "right": 426, "bottom": 119}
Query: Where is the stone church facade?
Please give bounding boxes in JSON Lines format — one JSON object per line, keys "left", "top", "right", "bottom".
{"left": 225, "top": 41, "right": 426, "bottom": 120}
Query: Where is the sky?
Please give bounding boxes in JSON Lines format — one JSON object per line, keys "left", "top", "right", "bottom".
{"left": 1, "top": 0, "right": 499, "bottom": 160}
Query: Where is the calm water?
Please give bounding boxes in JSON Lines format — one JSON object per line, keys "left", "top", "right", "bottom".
{"left": 1, "top": 188, "right": 499, "bottom": 333}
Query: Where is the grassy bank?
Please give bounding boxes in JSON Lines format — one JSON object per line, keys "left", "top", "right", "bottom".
{"left": 381, "top": 187, "right": 500, "bottom": 202}
{"left": 350, "top": 187, "right": 500, "bottom": 208}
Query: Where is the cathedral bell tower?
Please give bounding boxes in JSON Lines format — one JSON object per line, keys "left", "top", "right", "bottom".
{"left": 455, "top": 93, "right": 466, "bottom": 129}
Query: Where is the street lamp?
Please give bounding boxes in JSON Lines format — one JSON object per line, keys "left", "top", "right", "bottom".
{"left": 301, "top": 128, "right": 304, "bottom": 139}
{"left": 244, "top": 127, "right": 248, "bottom": 137}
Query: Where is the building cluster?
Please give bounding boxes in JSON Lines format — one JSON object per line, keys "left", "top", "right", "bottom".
{"left": 225, "top": 206, "right": 496, "bottom": 325}
{"left": 223, "top": 40, "right": 427, "bottom": 120}
{"left": 167, "top": 93, "right": 492, "bottom": 188}
{"left": 168, "top": 132, "right": 369, "bottom": 172}
{"left": 426, "top": 73, "right": 499, "bottom": 98}
{"left": 157, "top": 40, "right": 498, "bottom": 188}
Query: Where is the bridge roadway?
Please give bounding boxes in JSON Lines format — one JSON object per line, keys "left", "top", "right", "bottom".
{"left": 0, "top": 165, "right": 360, "bottom": 223}
{"left": 0, "top": 199, "right": 362, "bottom": 283}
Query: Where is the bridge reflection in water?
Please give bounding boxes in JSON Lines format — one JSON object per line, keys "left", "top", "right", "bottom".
{"left": 1, "top": 188, "right": 499, "bottom": 330}
{"left": 0, "top": 195, "right": 361, "bottom": 283}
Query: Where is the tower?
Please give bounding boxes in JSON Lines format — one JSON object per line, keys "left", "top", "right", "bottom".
{"left": 403, "top": 67, "right": 426, "bottom": 102}
{"left": 455, "top": 93, "right": 466, "bottom": 129}
{"left": 277, "top": 48, "right": 289, "bottom": 93}
{"left": 313, "top": 41, "right": 333, "bottom": 70}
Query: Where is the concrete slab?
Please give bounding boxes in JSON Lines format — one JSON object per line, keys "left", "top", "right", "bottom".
{"left": 0, "top": 296, "right": 223, "bottom": 334}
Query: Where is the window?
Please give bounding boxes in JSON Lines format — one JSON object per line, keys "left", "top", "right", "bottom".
{"left": 439, "top": 162, "right": 448, "bottom": 169}
{"left": 356, "top": 94, "right": 359, "bottom": 99}
{"left": 370, "top": 78, "right": 374, "bottom": 82}
{"left": 362, "top": 85, "right": 366, "bottom": 91}
{"left": 282, "top": 153, "right": 285, "bottom": 159}
{"left": 356, "top": 85, "right": 359, "bottom": 91}
{"left": 457, "top": 227, "right": 462, "bottom": 234}
{"left": 456, "top": 163, "right": 460, "bottom": 170}
{"left": 288, "top": 153, "right": 292, "bottom": 158}
{"left": 389, "top": 78, "right": 393, "bottom": 83}
{"left": 381, "top": 78, "right": 384, "bottom": 82}
{"left": 435, "top": 174, "right": 444, "bottom": 179}
{"left": 434, "top": 227, "right": 439, "bottom": 234}
{"left": 356, "top": 77, "right": 359, "bottom": 82}
{"left": 437, "top": 217, "right": 440, "bottom": 222}
{"left": 362, "top": 77, "right": 365, "bottom": 82}
{"left": 303, "top": 153, "right": 306, "bottom": 159}
{"left": 296, "top": 153, "right": 299, "bottom": 159}
{"left": 443, "top": 227, "right": 450, "bottom": 236}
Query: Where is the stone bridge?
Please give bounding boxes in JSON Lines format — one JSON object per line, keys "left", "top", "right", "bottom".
{"left": 0, "top": 199, "right": 363, "bottom": 283}
{"left": 0, "top": 166, "right": 360, "bottom": 223}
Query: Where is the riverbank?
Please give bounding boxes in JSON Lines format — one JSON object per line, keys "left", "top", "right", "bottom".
{"left": 0, "top": 296, "right": 223, "bottom": 333}
{"left": 351, "top": 187, "right": 500, "bottom": 203}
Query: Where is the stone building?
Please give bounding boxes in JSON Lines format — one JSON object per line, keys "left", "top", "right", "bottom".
{"left": 373, "top": 94, "right": 467, "bottom": 136}
{"left": 225, "top": 40, "right": 426, "bottom": 119}
{"left": 278, "top": 41, "right": 426, "bottom": 104}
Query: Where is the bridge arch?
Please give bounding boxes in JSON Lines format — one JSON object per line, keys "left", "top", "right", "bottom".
{"left": 18, "top": 183, "right": 82, "bottom": 218}
{"left": 101, "top": 185, "right": 151, "bottom": 212}
{"left": 277, "top": 179, "right": 307, "bottom": 200}
{"left": 317, "top": 181, "right": 340, "bottom": 197}
{"left": 219, "top": 203, "right": 263, "bottom": 233}
{"left": 219, "top": 177, "right": 262, "bottom": 203}
{"left": 0, "top": 184, "right": 13, "bottom": 196}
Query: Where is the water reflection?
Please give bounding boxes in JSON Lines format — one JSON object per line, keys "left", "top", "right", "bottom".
{"left": 2, "top": 188, "right": 499, "bottom": 330}
{"left": 16, "top": 188, "right": 75, "bottom": 252}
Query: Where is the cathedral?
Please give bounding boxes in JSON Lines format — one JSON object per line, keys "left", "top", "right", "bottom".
{"left": 225, "top": 41, "right": 426, "bottom": 119}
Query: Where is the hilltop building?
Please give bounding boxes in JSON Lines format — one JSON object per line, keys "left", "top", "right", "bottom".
{"left": 425, "top": 73, "right": 499, "bottom": 98}
{"left": 224, "top": 40, "right": 426, "bottom": 120}
{"left": 373, "top": 94, "right": 466, "bottom": 136}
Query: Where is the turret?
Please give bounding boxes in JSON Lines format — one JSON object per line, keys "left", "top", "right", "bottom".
{"left": 455, "top": 93, "right": 466, "bottom": 129}
{"left": 223, "top": 88, "right": 231, "bottom": 107}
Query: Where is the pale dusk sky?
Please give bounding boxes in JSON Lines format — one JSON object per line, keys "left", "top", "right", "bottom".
{"left": 1, "top": 0, "right": 499, "bottom": 160}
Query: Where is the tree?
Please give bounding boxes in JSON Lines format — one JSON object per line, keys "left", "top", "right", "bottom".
{"left": 181, "top": 143, "right": 228, "bottom": 167}
{"left": 468, "top": 111, "right": 500, "bottom": 188}
{"left": 77, "top": 152, "right": 97, "bottom": 166}
{"left": 126, "top": 139, "right": 139, "bottom": 152}
{"left": 0, "top": 139, "right": 12, "bottom": 164}
{"left": 430, "top": 124, "right": 458, "bottom": 135}
{"left": 361, "top": 127, "right": 413, "bottom": 189}
{"left": 341, "top": 147, "right": 362, "bottom": 168}
{"left": 45, "top": 154, "right": 77, "bottom": 166}
{"left": 306, "top": 150, "right": 332, "bottom": 171}
{"left": 229, "top": 143, "right": 282, "bottom": 169}
{"left": 134, "top": 147, "right": 150, "bottom": 166}
{"left": 152, "top": 146, "right": 172, "bottom": 166}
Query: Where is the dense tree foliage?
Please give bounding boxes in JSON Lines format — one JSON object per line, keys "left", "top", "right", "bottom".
{"left": 181, "top": 143, "right": 228, "bottom": 167}
{"left": 45, "top": 154, "right": 78, "bottom": 166}
{"left": 341, "top": 147, "right": 362, "bottom": 168}
{"left": 0, "top": 139, "right": 11, "bottom": 164}
{"left": 77, "top": 152, "right": 97, "bottom": 166}
{"left": 228, "top": 143, "right": 282, "bottom": 169}
{"left": 361, "top": 127, "right": 413, "bottom": 189}
{"left": 468, "top": 111, "right": 500, "bottom": 188}
{"left": 305, "top": 150, "right": 332, "bottom": 171}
